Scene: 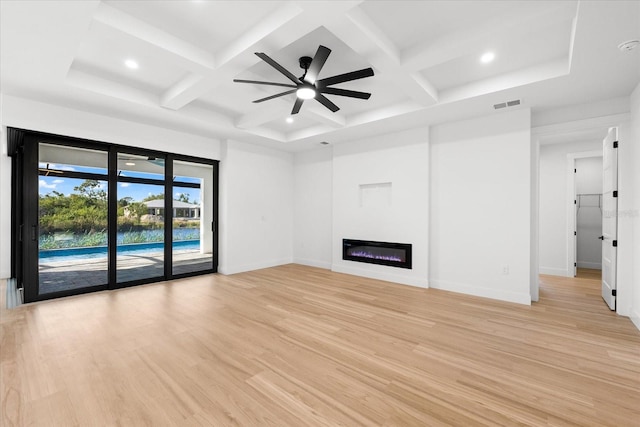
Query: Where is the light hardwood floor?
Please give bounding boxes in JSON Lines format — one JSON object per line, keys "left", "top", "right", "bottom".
{"left": 1, "top": 265, "right": 639, "bottom": 426}
{"left": 576, "top": 268, "right": 602, "bottom": 280}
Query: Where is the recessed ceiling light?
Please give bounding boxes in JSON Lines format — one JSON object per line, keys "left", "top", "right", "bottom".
{"left": 125, "top": 162, "right": 136, "bottom": 166}
{"left": 480, "top": 52, "right": 495, "bottom": 64}
{"left": 286, "top": 117, "right": 294, "bottom": 124}
{"left": 124, "top": 59, "right": 139, "bottom": 69}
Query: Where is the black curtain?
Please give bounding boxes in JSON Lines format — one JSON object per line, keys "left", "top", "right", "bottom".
{"left": 7, "top": 127, "right": 25, "bottom": 285}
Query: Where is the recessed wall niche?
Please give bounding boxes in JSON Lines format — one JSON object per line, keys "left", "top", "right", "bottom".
{"left": 359, "top": 182, "right": 392, "bottom": 208}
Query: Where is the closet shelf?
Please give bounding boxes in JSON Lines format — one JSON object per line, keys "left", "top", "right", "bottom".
{"left": 576, "top": 193, "right": 602, "bottom": 210}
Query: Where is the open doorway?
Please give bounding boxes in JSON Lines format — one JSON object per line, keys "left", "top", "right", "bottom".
{"left": 574, "top": 156, "right": 603, "bottom": 280}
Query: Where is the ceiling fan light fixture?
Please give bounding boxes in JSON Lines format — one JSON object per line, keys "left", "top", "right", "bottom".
{"left": 296, "top": 85, "right": 316, "bottom": 100}
{"left": 286, "top": 117, "right": 294, "bottom": 123}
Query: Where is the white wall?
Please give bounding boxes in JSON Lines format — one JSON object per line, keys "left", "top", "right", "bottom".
{"left": 538, "top": 140, "right": 601, "bottom": 276}
{"left": 430, "top": 108, "right": 532, "bottom": 305}
{"left": 630, "top": 82, "right": 640, "bottom": 331}
{"left": 0, "top": 95, "right": 222, "bottom": 279}
{"left": 219, "top": 140, "right": 293, "bottom": 274}
{"left": 293, "top": 147, "right": 333, "bottom": 269}
{"left": 575, "top": 156, "right": 603, "bottom": 269}
{"left": 331, "top": 127, "right": 430, "bottom": 288}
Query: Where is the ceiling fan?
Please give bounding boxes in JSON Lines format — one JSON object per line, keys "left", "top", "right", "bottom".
{"left": 234, "top": 45, "right": 374, "bottom": 115}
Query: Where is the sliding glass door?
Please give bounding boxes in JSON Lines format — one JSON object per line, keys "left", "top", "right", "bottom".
{"left": 38, "top": 143, "right": 109, "bottom": 295}
{"left": 172, "top": 160, "right": 215, "bottom": 275}
{"left": 12, "top": 129, "right": 218, "bottom": 303}
{"left": 116, "top": 152, "right": 166, "bottom": 283}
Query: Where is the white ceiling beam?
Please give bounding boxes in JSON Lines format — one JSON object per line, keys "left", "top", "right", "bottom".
{"left": 67, "top": 67, "right": 160, "bottom": 107}
{"left": 160, "top": 73, "right": 205, "bottom": 111}
{"left": 439, "top": 58, "right": 569, "bottom": 105}
{"left": 235, "top": 105, "right": 290, "bottom": 129}
{"left": 92, "top": 3, "right": 216, "bottom": 72}
{"left": 235, "top": 94, "right": 345, "bottom": 130}
{"left": 242, "top": 126, "right": 287, "bottom": 142}
{"left": 162, "top": 2, "right": 303, "bottom": 111}
{"left": 286, "top": 124, "right": 336, "bottom": 142}
{"left": 346, "top": 101, "right": 422, "bottom": 128}
{"left": 325, "top": 9, "right": 438, "bottom": 106}
{"left": 303, "top": 105, "right": 346, "bottom": 128}
{"left": 215, "top": 2, "right": 303, "bottom": 67}
{"left": 65, "top": 69, "right": 237, "bottom": 139}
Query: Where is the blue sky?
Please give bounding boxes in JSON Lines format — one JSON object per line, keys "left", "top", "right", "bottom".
{"left": 39, "top": 164, "right": 202, "bottom": 204}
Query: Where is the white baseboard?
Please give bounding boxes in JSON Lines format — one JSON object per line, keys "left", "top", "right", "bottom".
{"left": 331, "top": 264, "right": 428, "bottom": 288}
{"left": 429, "top": 279, "right": 531, "bottom": 305}
{"left": 293, "top": 258, "right": 332, "bottom": 270}
{"left": 539, "top": 267, "right": 570, "bottom": 277}
{"left": 631, "top": 309, "right": 640, "bottom": 332}
{"left": 577, "top": 261, "right": 601, "bottom": 269}
{"left": 219, "top": 258, "right": 293, "bottom": 275}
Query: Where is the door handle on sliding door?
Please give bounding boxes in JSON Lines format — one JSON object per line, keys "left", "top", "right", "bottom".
{"left": 31, "top": 225, "right": 37, "bottom": 241}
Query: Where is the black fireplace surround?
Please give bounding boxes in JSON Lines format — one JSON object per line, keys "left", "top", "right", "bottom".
{"left": 342, "top": 239, "right": 412, "bottom": 269}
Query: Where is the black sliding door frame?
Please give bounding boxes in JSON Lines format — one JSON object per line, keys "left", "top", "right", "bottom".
{"left": 9, "top": 128, "right": 219, "bottom": 303}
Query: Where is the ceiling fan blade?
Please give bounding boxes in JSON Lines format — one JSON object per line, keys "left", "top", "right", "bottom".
{"left": 320, "top": 87, "right": 371, "bottom": 99}
{"left": 315, "top": 94, "right": 340, "bottom": 112}
{"left": 291, "top": 98, "right": 304, "bottom": 115}
{"left": 317, "top": 67, "right": 374, "bottom": 88}
{"left": 253, "top": 89, "right": 296, "bottom": 103}
{"left": 233, "top": 79, "right": 297, "bottom": 88}
{"left": 304, "top": 45, "right": 331, "bottom": 84}
{"left": 255, "top": 52, "right": 300, "bottom": 84}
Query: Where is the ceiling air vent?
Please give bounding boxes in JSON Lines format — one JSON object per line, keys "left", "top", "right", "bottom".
{"left": 494, "top": 99, "right": 521, "bottom": 110}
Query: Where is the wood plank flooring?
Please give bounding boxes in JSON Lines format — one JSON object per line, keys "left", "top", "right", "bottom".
{"left": 1, "top": 265, "right": 639, "bottom": 426}
{"left": 576, "top": 268, "right": 602, "bottom": 280}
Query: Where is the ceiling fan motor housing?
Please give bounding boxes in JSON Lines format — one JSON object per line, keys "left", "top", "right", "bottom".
{"left": 299, "top": 56, "right": 313, "bottom": 70}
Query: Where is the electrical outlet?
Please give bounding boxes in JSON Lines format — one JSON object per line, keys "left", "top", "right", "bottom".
{"left": 502, "top": 265, "right": 510, "bottom": 275}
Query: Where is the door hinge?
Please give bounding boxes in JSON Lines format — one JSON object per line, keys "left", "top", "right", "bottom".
{"left": 574, "top": 231, "right": 577, "bottom": 236}
{"left": 574, "top": 168, "right": 577, "bottom": 173}
{"left": 574, "top": 262, "right": 577, "bottom": 267}
{"left": 612, "top": 289, "right": 617, "bottom": 297}
{"left": 613, "top": 140, "right": 618, "bottom": 148}
{"left": 211, "top": 221, "right": 215, "bottom": 232}
{"left": 574, "top": 199, "right": 577, "bottom": 204}
{"left": 613, "top": 190, "right": 618, "bottom": 198}
{"left": 613, "top": 240, "right": 618, "bottom": 247}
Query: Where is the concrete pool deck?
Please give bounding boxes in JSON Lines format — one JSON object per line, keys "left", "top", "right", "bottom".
{"left": 39, "top": 250, "right": 214, "bottom": 294}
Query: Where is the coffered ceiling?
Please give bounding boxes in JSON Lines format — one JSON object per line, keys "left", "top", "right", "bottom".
{"left": 1, "top": 1, "right": 639, "bottom": 151}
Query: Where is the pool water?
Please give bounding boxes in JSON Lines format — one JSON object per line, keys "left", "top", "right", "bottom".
{"left": 40, "top": 240, "right": 200, "bottom": 263}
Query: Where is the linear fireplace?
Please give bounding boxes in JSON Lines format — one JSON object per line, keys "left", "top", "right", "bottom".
{"left": 343, "top": 239, "right": 412, "bottom": 269}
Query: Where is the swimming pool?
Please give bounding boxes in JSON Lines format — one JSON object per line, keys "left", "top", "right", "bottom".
{"left": 40, "top": 240, "right": 200, "bottom": 263}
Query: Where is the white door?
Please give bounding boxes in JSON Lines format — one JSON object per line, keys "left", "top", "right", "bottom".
{"left": 601, "top": 128, "right": 618, "bottom": 310}
{"left": 573, "top": 188, "right": 578, "bottom": 277}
